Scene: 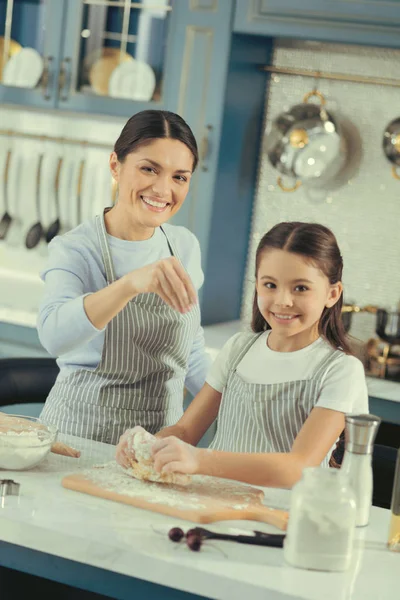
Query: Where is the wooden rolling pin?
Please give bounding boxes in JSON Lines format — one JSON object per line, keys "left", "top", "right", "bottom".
{"left": 51, "top": 442, "right": 81, "bottom": 458}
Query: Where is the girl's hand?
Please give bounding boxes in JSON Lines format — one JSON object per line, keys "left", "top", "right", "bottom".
{"left": 124, "top": 257, "right": 197, "bottom": 314}
{"left": 152, "top": 436, "right": 200, "bottom": 475}
{"left": 115, "top": 425, "right": 146, "bottom": 468}
{"left": 155, "top": 424, "right": 186, "bottom": 441}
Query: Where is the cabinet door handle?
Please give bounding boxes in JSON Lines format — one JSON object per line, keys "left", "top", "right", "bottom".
{"left": 41, "top": 56, "right": 54, "bottom": 100}
{"left": 200, "top": 124, "right": 213, "bottom": 172}
{"left": 58, "top": 58, "right": 72, "bottom": 101}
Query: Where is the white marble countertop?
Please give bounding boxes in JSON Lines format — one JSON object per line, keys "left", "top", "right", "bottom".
{"left": 0, "top": 434, "right": 397, "bottom": 600}
{"left": 203, "top": 321, "right": 400, "bottom": 404}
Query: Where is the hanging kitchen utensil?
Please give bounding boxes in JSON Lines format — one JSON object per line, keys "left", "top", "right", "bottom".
{"left": 265, "top": 90, "right": 348, "bottom": 193}
{"left": 376, "top": 308, "right": 400, "bottom": 345}
{"left": 45, "top": 156, "right": 63, "bottom": 243}
{"left": 0, "top": 149, "right": 12, "bottom": 240}
{"left": 25, "top": 154, "right": 44, "bottom": 249}
{"left": 383, "top": 118, "right": 400, "bottom": 180}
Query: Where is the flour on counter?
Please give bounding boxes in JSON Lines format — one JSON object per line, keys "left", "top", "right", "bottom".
{"left": 84, "top": 462, "right": 205, "bottom": 510}
{"left": 0, "top": 430, "right": 52, "bottom": 470}
{"left": 81, "top": 462, "right": 266, "bottom": 513}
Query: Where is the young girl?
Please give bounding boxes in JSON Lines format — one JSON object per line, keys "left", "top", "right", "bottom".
{"left": 116, "top": 222, "right": 368, "bottom": 488}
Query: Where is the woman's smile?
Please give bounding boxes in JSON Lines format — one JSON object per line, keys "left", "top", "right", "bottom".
{"left": 140, "top": 194, "right": 171, "bottom": 213}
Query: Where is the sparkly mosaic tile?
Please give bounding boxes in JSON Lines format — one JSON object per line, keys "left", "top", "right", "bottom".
{"left": 241, "top": 40, "right": 400, "bottom": 342}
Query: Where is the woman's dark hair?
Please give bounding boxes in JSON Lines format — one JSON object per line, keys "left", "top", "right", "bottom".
{"left": 251, "top": 221, "right": 352, "bottom": 354}
{"left": 114, "top": 110, "right": 198, "bottom": 171}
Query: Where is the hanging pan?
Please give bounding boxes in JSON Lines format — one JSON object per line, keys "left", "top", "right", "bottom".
{"left": 383, "top": 118, "right": 400, "bottom": 180}
{"left": 265, "top": 90, "right": 349, "bottom": 193}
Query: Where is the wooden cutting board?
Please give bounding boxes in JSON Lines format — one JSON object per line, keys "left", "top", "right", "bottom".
{"left": 62, "top": 462, "right": 288, "bottom": 531}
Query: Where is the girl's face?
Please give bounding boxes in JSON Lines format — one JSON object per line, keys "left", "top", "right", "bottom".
{"left": 256, "top": 249, "right": 342, "bottom": 349}
{"left": 109, "top": 138, "right": 193, "bottom": 235}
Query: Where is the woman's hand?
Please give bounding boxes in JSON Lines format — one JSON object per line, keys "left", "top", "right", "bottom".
{"left": 124, "top": 257, "right": 197, "bottom": 314}
{"left": 152, "top": 436, "right": 201, "bottom": 475}
{"left": 115, "top": 425, "right": 146, "bottom": 468}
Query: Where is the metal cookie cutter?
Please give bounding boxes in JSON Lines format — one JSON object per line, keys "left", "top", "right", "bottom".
{"left": 0, "top": 479, "right": 20, "bottom": 497}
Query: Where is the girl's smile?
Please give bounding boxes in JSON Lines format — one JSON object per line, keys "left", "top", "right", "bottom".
{"left": 270, "top": 312, "right": 301, "bottom": 324}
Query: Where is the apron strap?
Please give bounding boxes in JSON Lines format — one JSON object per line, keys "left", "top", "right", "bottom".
{"left": 95, "top": 212, "right": 117, "bottom": 284}
{"left": 230, "top": 332, "right": 264, "bottom": 373}
{"left": 311, "top": 347, "right": 344, "bottom": 382}
{"left": 160, "top": 225, "right": 182, "bottom": 261}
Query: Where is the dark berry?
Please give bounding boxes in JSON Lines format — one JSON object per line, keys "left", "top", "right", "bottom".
{"left": 168, "top": 527, "right": 184, "bottom": 542}
{"left": 186, "top": 533, "right": 202, "bottom": 551}
{"left": 186, "top": 528, "right": 200, "bottom": 538}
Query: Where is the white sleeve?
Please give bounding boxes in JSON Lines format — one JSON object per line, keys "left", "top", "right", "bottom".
{"left": 316, "top": 355, "right": 369, "bottom": 414}
{"left": 205, "top": 333, "right": 242, "bottom": 393}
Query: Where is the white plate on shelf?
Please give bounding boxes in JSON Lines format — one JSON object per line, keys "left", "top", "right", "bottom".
{"left": 3, "top": 47, "right": 44, "bottom": 88}
{"left": 108, "top": 59, "right": 156, "bottom": 101}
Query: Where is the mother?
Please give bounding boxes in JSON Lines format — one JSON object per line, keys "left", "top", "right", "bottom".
{"left": 38, "top": 110, "right": 209, "bottom": 444}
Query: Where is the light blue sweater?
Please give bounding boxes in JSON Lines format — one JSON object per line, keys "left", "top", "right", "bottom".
{"left": 37, "top": 218, "right": 210, "bottom": 397}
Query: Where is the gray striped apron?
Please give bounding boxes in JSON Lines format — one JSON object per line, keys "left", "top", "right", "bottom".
{"left": 209, "top": 333, "right": 343, "bottom": 467}
{"left": 40, "top": 213, "right": 200, "bottom": 444}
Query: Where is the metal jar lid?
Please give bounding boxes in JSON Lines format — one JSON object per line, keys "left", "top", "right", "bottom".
{"left": 344, "top": 414, "right": 381, "bottom": 455}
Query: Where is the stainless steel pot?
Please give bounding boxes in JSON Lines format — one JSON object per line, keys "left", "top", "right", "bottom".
{"left": 376, "top": 309, "right": 400, "bottom": 344}
{"left": 265, "top": 91, "right": 348, "bottom": 192}
{"left": 383, "top": 117, "right": 400, "bottom": 180}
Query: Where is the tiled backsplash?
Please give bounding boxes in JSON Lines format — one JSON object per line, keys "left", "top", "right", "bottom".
{"left": 242, "top": 40, "right": 400, "bottom": 343}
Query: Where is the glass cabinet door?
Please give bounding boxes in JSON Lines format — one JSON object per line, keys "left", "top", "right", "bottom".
{"left": 0, "top": 0, "right": 65, "bottom": 108}
{"left": 59, "top": 0, "right": 173, "bottom": 117}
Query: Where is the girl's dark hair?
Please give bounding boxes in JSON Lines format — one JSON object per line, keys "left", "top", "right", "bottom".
{"left": 251, "top": 221, "right": 352, "bottom": 354}
{"left": 113, "top": 110, "right": 198, "bottom": 171}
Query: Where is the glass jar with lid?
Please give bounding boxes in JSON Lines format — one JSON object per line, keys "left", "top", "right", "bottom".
{"left": 388, "top": 447, "right": 400, "bottom": 552}
{"left": 284, "top": 467, "right": 357, "bottom": 571}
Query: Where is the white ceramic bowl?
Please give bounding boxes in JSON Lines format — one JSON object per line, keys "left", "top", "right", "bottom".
{"left": 0, "top": 415, "right": 57, "bottom": 470}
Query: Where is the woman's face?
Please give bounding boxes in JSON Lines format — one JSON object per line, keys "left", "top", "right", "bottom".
{"left": 110, "top": 138, "right": 194, "bottom": 232}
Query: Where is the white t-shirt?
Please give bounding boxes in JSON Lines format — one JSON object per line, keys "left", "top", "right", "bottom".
{"left": 207, "top": 331, "right": 368, "bottom": 415}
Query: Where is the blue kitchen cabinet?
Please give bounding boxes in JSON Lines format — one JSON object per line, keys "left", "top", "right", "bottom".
{"left": 1, "top": 0, "right": 235, "bottom": 120}
{"left": 58, "top": 0, "right": 236, "bottom": 252}
{"left": 0, "top": 0, "right": 65, "bottom": 109}
{"left": 234, "top": 0, "right": 400, "bottom": 47}
{"left": 0, "top": 1, "right": 236, "bottom": 291}
{"left": 0, "top": 322, "right": 49, "bottom": 358}
{"left": 369, "top": 395, "right": 400, "bottom": 426}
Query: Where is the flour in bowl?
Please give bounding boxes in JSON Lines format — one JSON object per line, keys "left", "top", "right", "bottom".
{"left": 0, "top": 430, "right": 53, "bottom": 470}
